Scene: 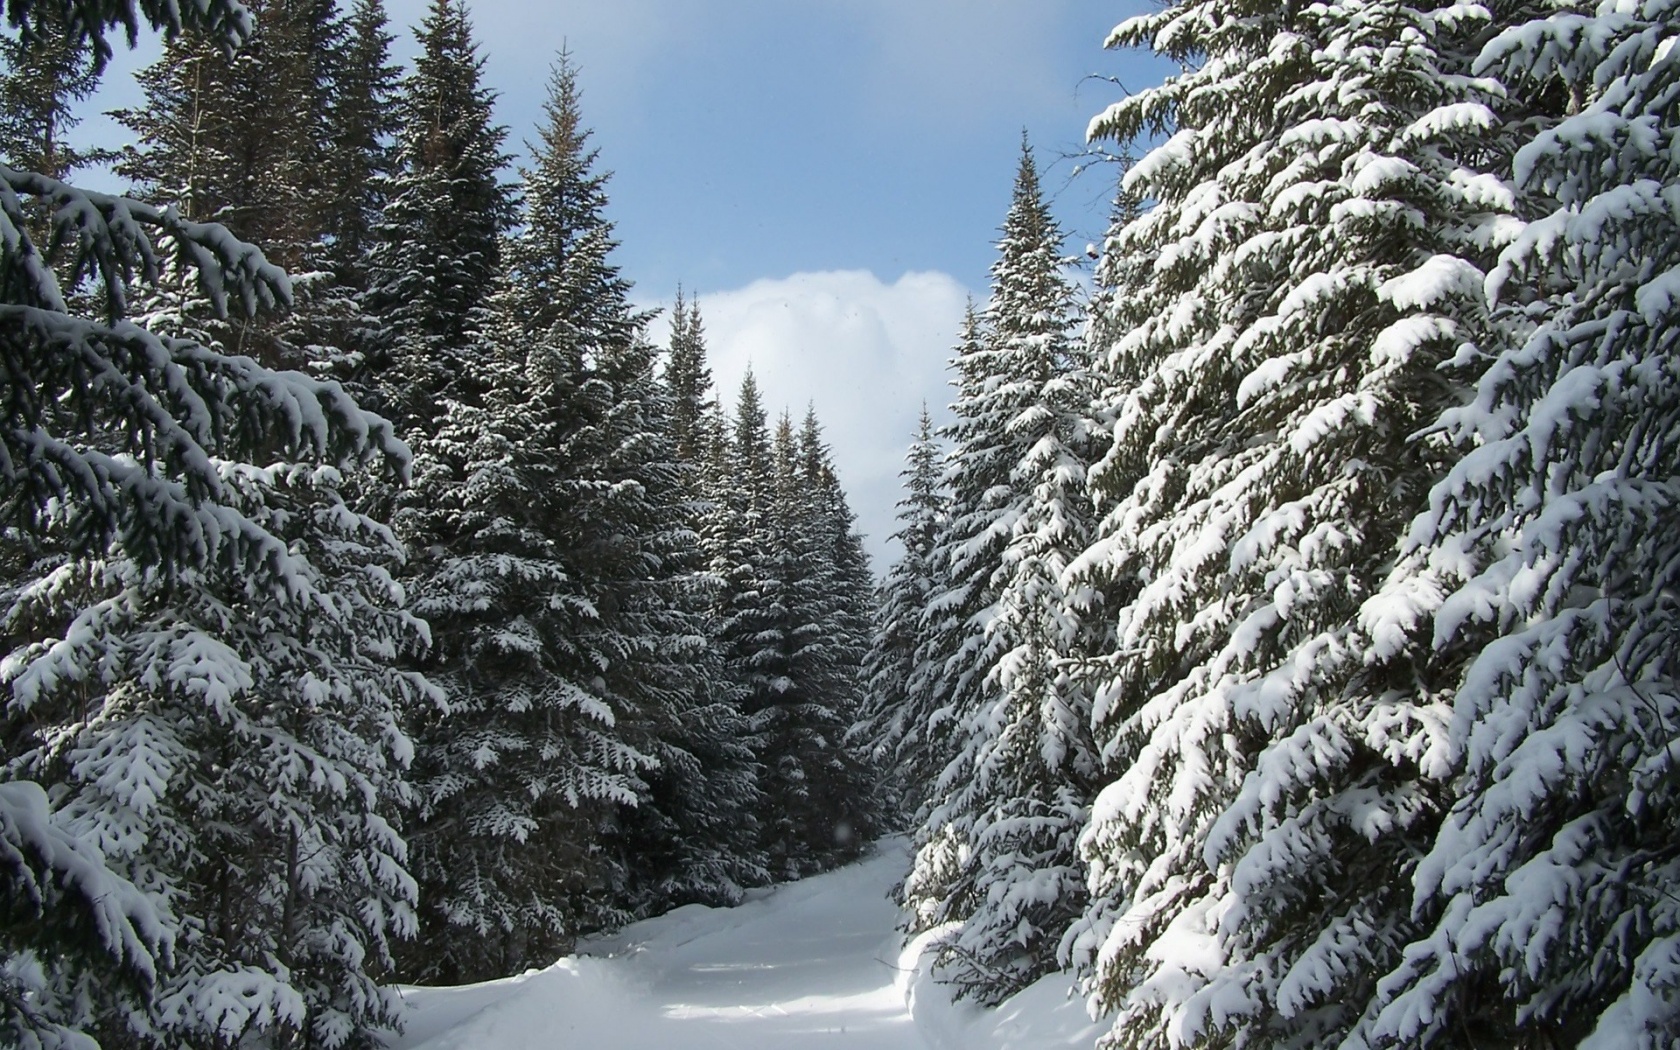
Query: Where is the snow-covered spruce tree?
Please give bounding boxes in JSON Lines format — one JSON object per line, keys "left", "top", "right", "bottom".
{"left": 899, "top": 141, "right": 1098, "bottom": 1005}
{"left": 1349, "top": 6, "right": 1680, "bottom": 1046}
{"left": 0, "top": 5, "right": 103, "bottom": 181}
{"left": 1, "top": 4, "right": 424, "bottom": 1047}
{"left": 855, "top": 405, "right": 946, "bottom": 824}
{"left": 1080, "top": 161, "right": 1146, "bottom": 426}
{"left": 706, "top": 377, "right": 877, "bottom": 878}
{"left": 361, "top": 0, "right": 512, "bottom": 434}
{"left": 683, "top": 387, "right": 776, "bottom": 889}
{"left": 119, "top": 0, "right": 405, "bottom": 395}
{"left": 663, "top": 288, "right": 716, "bottom": 466}
{"left": 788, "top": 409, "right": 879, "bottom": 866}
{"left": 395, "top": 337, "right": 598, "bottom": 983}
{"left": 399, "top": 51, "right": 643, "bottom": 982}
{"left": 707, "top": 381, "right": 787, "bottom": 868}
{"left": 659, "top": 296, "right": 768, "bottom": 887}
{"left": 10, "top": 454, "right": 427, "bottom": 1050}
{"left": 595, "top": 329, "right": 763, "bottom": 918}
{"left": 0, "top": 7, "right": 239, "bottom": 1037}
{"left": 400, "top": 52, "right": 758, "bottom": 976}
{"left": 296, "top": 0, "right": 401, "bottom": 396}
{"left": 693, "top": 397, "right": 743, "bottom": 618}
{"left": 0, "top": 777, "right": 166, "bottom": 1050}
{"left": 893, "top": 304, "right": 987, "bottom": 844}
{"left": 115, "top": 0, "right": 344, "bottom": 373}
{"left": 494, "top": 48, "right": 725, "bottom": 930}
{"left": 685, "top": 393, "right": 776, "bottom": 887}
{"left": 710, "top": 374, "right": 778, "bottom": 715}
{"left": 118, "top": 0, "right": 339, "bottom": 268}
{"left": 317, "top": 0, "right": 399, "bottom": 296}
{"left": 586, "top": 286, "right": 763, "bottom": 915}
{"left": 1065, "top": 3, "right": 1537, "bottom": 1047}
{"left": 746, "top": 413, "right": 837, "bottom": 879}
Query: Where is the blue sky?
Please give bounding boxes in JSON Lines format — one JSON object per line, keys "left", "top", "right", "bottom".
{"left": 420, "top": 0, "right": 1166, "bottom": 294}
{"left": 78, "top": 1, "right": 1171, "bottom": 567}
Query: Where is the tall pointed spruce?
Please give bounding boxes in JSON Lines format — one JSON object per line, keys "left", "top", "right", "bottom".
{"left": 790, "top": 409, "right": 880, "bottom": 864}
{"left": 595, "top": 326, "right": 763, "bottom": 919}
{"left": 0, "top": 3, "right": 103, "bottom": 180}
{"left": 1, "top": 3, "right": 426, "bottom": 1046}
{"left": 664, "top": 288, "right": 715, "bottom": 466}
{"left": 401, "top": 51, "right": 758, "bottom": 977}
{"left": 895, "top": 303, "right": 987, "bottom": 837}
{"left": 115, "top": 0, "right": 345, "bottom": 371}
{"left": 1068, "top": 3, "right": 1537, "bottom": 1047}
{"left": 363, "top": 0, "right": 513, "bottom": 433}
{"left": 1357, "top": 4, "right": 1680, "bottom": 1045}
{"left": 900, "top": 141, "right": 1098, "bottom": 1004}
{"left": 857, "top": 405, "right": 946, "bottom": 823}
{"left": 319, "top": 0, "right": 400, "bottom": 294}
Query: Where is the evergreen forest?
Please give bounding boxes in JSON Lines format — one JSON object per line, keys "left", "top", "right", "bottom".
{"left": 3, "top": 1, "right": 1678, "bottom": 1048}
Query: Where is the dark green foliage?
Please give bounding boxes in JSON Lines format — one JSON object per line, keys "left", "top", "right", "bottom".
{"left": 318, "top": 0, "right": 398, "bottom": 292}
{"left": 2, "top": 0, "right": 251, "bottom": 72}
{"left": 115, "top": 0, "right": 353, "bottom": 372}
{"left": 590, "top": 331, "right": 764, "bottom": 918}
{"left": 1067, "top": 3, "right": 1539, "bottom": 1046}
{"left": 0, "top": 4, "right": 104, "bottom": 179}
{"left": 0, "top": 780, "right": 164, "bottom": 1050}
{"left": 399, "top": 52, "right": 762, "bottom": 981}
{"left": 116, "top": 0, "right": 338, "bottom": 268}
{"left": 664, "top": 288, "right": 715, "bottom": 465}
{"left": 362, "top": 0, "right": 513, "bottom": 433}
{"left": 899, "top": 143, "right": 1097, "bottom": 1005}
{"left": 705, "top": 381, "right": 879, "bottom": 880}
{"left": 856, "top": 405, "right": 946, "bottom": 826}
{"left": 2, "top": 3, "right": 421, "bottom": 1047}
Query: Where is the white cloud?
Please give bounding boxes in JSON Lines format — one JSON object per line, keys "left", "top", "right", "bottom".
{"left": 645, "top": 270, "right": 971, "bottom": 572}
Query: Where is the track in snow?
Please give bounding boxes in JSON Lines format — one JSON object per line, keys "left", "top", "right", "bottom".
{"left": 391, "top": 838, "right": 1101, "bottom": 1050}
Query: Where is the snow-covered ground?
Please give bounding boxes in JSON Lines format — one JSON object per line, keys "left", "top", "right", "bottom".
{"left": 391, "top": 837, "right": 1105, "bottom": 1049}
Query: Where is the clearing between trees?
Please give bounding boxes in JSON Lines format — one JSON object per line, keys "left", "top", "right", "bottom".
{"left": 392, "top": 839, "right": 1101, "bottom": 1050}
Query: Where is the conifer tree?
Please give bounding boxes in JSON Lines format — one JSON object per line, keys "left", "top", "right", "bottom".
{"left": 704, "top": 380, "right": 871, "bottom": 877}
{"left": 711, "top": 373, "right": 776, "bottom": 627}
{"left": 363, "top": 0, "right": 512, "bottom": 432}
{"left": 400, "top": 327, "right": 647, "bottom": 981}
{"left": 738, "top": 413, "right": 842, "bottom": 878}
{"left": 684, "top": 388, "right": 776, "bottom": 891}
{"left": 595, "top": 330, "right": 763, "bottom": 917}
{"left": 894, "top": 305, "right": 986, "bottom": 834}
{"left": 2, "top": 4, "right": 424, "bottom": 1046}
{"left": 709, "top": 375, "right": 780, "bottom": 846}
{"left": 117, "top": 0, "right": 339, "bottom": 271}
{"left": 399, "top": 51, "right": 633, "bottom": 981}
{"left": 1353, "top": 5, "right": 1680, "bottom": 1044}
{"left": 598, "top": 287, "right": 762, "bottom": 913}
{"left": 694, "top": 399, "right": 742, "bottom": 607}
{"left": 664, "top": 288, "right": 715, "bottom": 465}
{"left": 900, "top": 142, "right": 1097, "bottom": 1004}
{"left": 759, "top": 411, "right": 822, "bottom": 856}
{"left": 401, "top": 51, "right": 757, "bottom": 975}
{"left": 857, "top": 405, "right": 946, "bottom": 823}
{"left": 790, "top": 409, "right": 879, "bottom": 863}
{"left": 288, "top": 0, "right": 401, "bottom": 395}
{"left": 0, "top": 4, "right": 103, "bottom": 179}
{"left": 1067, "top": 3, "right": 1536, "bottom": 1046}
{"left": 318, "top": 0, "right": 398, "bottom": 292}
{"left": 10, "top": 454, "right": 428, "bottom": 1049}
{"left": 116, "top": 0, "right": 346, "bottom": 372}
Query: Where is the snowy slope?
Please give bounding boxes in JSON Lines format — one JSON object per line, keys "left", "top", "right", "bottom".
{"left": 390, "top": 837, "right": 1104, "bottom": 1049}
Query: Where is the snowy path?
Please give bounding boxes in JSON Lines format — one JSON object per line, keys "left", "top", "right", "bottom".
{"left": 391, "top": 838, "right": 1103, "bottom": 1050}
